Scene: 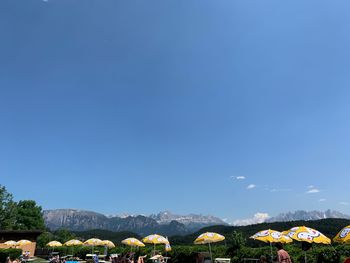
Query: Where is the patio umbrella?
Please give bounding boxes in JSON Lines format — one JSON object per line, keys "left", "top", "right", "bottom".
{"left": 84, "top": 238, "right": 104, "bottom": 253}
{"left": 47, "top": 241, "right": 63, "bottom": 247}
{"left": 101, "top": 240, "right": 115, "bottom": 248}
{"left": 334, "top": 225, "right": 350, "bottom": 243}
{"left": 283, "top": 226, "right": 331, "bottom": 262}
{"left": 4, "top": 241, "right": 17, "bottom": 248}
{"left": 64, "top": 239, "right": 83, "bottom": 256}
{"left": 142, "top": 234, "right": 168, "bottom": 255}
{"left": 122, "top": 238, "right": 145, "bottom": 247}
{"left": 194, "top": 232, "right": 225, "bottom": 262}
{"left": 16, "top": 240, "right": 32, "bottom": 246}
{"left": 250, "top": 229, "right": 292, "bottom": 261}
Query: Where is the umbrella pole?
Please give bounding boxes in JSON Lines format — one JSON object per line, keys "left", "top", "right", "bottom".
{"left": 270, "top": 243, "right": 273, "bottom": 263}
{"left": 208, "top": 242, "right": 213, "bottom": 263}
{"left": 304, "top": 251, "right": 307, "bottom": 263}
{"left": 154, "top": 243, "right": 156, "bottom": 256}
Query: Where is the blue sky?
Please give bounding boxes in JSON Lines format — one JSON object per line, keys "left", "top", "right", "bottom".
{"left": 1, "top": 0, "right": 350, "bottom": 224}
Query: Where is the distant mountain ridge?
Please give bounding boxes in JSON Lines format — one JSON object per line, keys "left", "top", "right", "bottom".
{"left": 267, "top": 209, "right": 350, "bottom": 223}
{"left": 43, "top": 209, "right": 226, "bottom": 236}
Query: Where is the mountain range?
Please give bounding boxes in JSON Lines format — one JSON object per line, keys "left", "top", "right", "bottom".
{"left": 43, "top": 209, "right": 350, "bottom": 236}
{"left": 43, "top": 209, "right": 226, "bottom": 236}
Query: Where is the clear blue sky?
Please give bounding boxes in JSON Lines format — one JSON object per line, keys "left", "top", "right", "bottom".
{"left": 1, "top": 0, "right": 350, "bottom": 224}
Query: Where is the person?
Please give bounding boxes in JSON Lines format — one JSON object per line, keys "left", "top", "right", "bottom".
{"left": 343, "top": 258, "right": 350, "bottom": 263}
{"left": 259, "top": 255, "right": 268, "bottom": 263}
{"left": 275, "top": 243, "right": 292, "bottom": 263}
{"left": 137, "top": 255, "right": 146, "bottom": 263}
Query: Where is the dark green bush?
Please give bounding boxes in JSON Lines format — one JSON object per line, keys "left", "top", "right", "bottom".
{"left": 0, "top": 249, "right": 22, "bottom": 263}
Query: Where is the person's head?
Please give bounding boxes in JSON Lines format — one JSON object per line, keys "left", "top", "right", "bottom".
{"left": 275, "top": 242, "right": 283, "bottom": 250}
{"left": 260, "top": 256, "right": 267, "bottom": 262}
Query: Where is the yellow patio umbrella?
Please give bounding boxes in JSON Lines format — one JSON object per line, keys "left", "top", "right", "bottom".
{"left": 165, "top": 242, "right": 171, "bottom": 252}
{"left": 142, "top": 234, "right": 168, "bottom": 255}
{"left": 284, "top": 226, "right": 331, "bottom": 244}
{"left": 47, "top": 241, "right": 63, "bottom": 247}
{"left": 250, "top": 230, "right": 292, "bottom": 262}
{"left": 64, "top": 239, "right": 83, "bottom": 246}
{"left": 64, "top": 239, "right": 83, "bottom": 256}
{"left": 16, "top": 240, "right": 32, "bottom": 246}
{"left": 283, "top": 226, "right": 331, "bottom": 263}
{"left": 194, "top": 232, "right": 225, "bottom": 262}
{"left": 122, "top": 238, "right": 145, "bottom": 247}
{"left": 101, "top": 240, "right": 115, "bottom": 248}
{"left": 84, "top": 238, "right": 104, "bottom": 253}
{"left": 4, "top": 241, "right": 17, "bottom": 248}
{"left": 334, "top": 225, "right": 350, "bottom": 243}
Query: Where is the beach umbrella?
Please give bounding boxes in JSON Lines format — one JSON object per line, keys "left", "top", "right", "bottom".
{"left": 64, "top": 239, "right": 83, "bottom": 256}
{"left": 165, "top": 242, "right": 171, "bottom": 252}
{"left": 283, "top": 226, "right": 331, "bottom": 262}
{"left": 250, "top": 229, "right": 292, "bottom": 261}
{"left": 194, "top": 232, "right": 225, "bottom": 262}
{"left": 284, "top": 226, "right": 331, "bottom": 244}
{"left": 47, "top": 241, "right": 63, "bottom": 247}
{"left": 142, "top": 234, "right": 168, "bottom": 255}
{"left": 101, "top": 240, "right": 115, "bottom": 248}
{"left": 16, "top": 240, "right": 32, "bottom": 246}
{"left": 4, "top": 241, "right": 17, "bottom": 248}
{"left": 47, "top": 241, "right": 63, "bottom": 253}
{"left": 84, "top": 238, "right": 104, "bottom": 253}
{"left": 334, "top": 225, "right": 350, "bottom": 243}
{"left": 122, "top": 238, "right": 145, "bottom": 247}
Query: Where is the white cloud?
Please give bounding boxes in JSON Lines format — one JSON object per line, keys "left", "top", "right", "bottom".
{"left": 308, "top": 185, "right": 315, "bottom": 189}
{"left": 319, "top": 198, "right": 326, "bottom": 202}
{"left": 233, "top": 213, "right": 270, "bottom": 226}
{"left": 306, "top": 188, "right": 320, "bottom": 194}
{"left": 247, "top": 184, "right": 256, "bottom": 190}
{"left": 236, "top": 176, "right": 246, "bottom": 180}
{"left": 340, "top": 202, "right": 349, "bottom": 206}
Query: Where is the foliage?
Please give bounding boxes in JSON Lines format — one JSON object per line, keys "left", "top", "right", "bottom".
{"left": 0, "top": 185, "right": 46, "bottom": 231}
{"left": 0, "top": 249, "right": 22, "bottom": 263}
{"left": 14, "top": 200, "right": 46, "bottom": 230}
{"left": 0, "top": 186, "right": 17, "bottom": 230}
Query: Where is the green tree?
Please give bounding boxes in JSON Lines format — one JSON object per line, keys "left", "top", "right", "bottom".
{"left": 54, "top": 229, "right": 76, "bottom": 243}
{"left": 37, "top": 231, "right": 55, "bottom": 248}
{"left": 227, "top": 231, "right": 246, "bottom": 257}
{"left": 15, "top": 200, "right": 46, "bottom": 230}
{"left": 0, "top": 185, "right": 17, "bottom": 229}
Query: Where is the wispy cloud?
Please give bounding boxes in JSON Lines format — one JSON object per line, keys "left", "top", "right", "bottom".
{"left": 270, "top": 188, "right": 292, "bottom": 193}
{"left": 236, "top": 176, "right": 246, "bottom": 180}
{"left": 340, "top": 202, "right": 349, "bottom": 206}
{"left": 319, "top": 198, "right": 326, "bottom": 202}
{"left": 247, "top": 184, "right": 256, "bottom": 190}
{"left": 233, "top": 213, "right": 270, "bottom": 226}
{"left": 306, "top": 186, "right": 320, "bottom": 194}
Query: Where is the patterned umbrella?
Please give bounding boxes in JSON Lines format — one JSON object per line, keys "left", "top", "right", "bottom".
{"left": 4, "top": 241, "right": 17, "bottom": 247}
{"left": 334, "top": 225, "right": 350, "bottom": 243}
{"left": 284, "top": 226, "right": 331, "bottom": 244}
{"left": 47, "top": 241, "right": 63, "bottom": 247}
{"left": 101, "top": 240, "right": 115, "bottom": 248}
{"left": 64, "top": 239, "right": 83, "bottom": 246}
{"left": 122, "top": 238, "right": 145, "bottom": 247}
{"left": 194, "top": 232, "right": 225, "bottom": 262}
{"left": 16, "top": 240, "right": 32, "bottom": 246}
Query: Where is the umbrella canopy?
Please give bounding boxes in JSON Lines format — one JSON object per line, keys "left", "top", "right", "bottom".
{"left": 334, "top": 225, "right": 350, "bottom": 243}
{"left": 284, "top": 226, "right": 331, "bottom": 244}
{"left": 101, "top": 240, "right": 115, "bottom": 248}
{"left": 194, "top": 232, "right": 225, "bottom": 245}
{"left": 83, "top": 238, "right": 104, "bottom": 246}
{"left": 250, "top": 229, "right": 293, "bottom": 244}
{"left": 142, "top": 234, "right": 168, "bottom": 245}
{"left": 122, "top": 238, "right": 145, "bottom": 247}
{"left": 47, "top": 241, "right": 63, "bottom": 247}
{"left": 165, "top": 242, "right": 171, "bottom": 252}
{"left": 64, "top": 239, "right": 83, "bottom": 246}
{"left": 16, "top": 240, "right": 32, "bottom": 246}
{"left": 4, "top": 241, "right": 17, "bottom": 247}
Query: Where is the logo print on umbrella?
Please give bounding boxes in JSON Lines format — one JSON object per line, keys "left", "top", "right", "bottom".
{"left": 340, "top": 228, "right": 350, "bottom": 238}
